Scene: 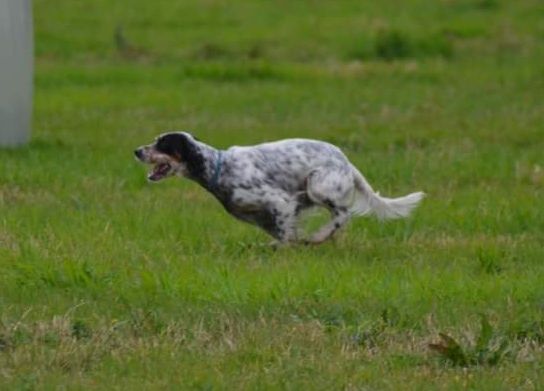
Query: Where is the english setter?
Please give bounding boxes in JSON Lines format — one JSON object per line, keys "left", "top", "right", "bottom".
{"left": 135, "top": 132, "right": 424, "bottom": 244}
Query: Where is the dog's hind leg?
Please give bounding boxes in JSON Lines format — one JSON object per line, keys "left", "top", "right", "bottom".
{"left": 304, "top": 167, "right": 354, "bottom": 244}
{"left": 306, "top": 208, "right": 350, "bottom": 244}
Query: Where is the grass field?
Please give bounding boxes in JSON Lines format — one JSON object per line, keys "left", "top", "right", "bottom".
{"left": 1, "top": 0, "right": 544, "bottom": 389}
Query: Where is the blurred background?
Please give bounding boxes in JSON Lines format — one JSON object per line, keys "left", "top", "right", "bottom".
{"left": 30, "top": 0, "right": 544, "bottom": 147}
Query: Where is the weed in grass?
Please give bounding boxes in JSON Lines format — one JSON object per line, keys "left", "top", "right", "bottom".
{"left": 381, "top": 306, "right": 402, "bottom": 327}
{"left": 509, "top": 316, "right": 544, "bottom": 344}
{"left": 478, "top": 0, "right": 500, "bottom": 9}
{"left": 113, "top": 25, "right": 151, "bottom": 62}
{"left": 351, "top": 30, "right": 453, "bottom": 61}
{"left": 193, "top": 42, "right": 233, "bottom": 61}
{"left": 375, "top": 30, "right": 414, "bottom": 60}
{"left": 246, "top": 42, "right": 267, "bottom": 60}
{"left": 71, "top": 319, "right": 92, "bottom": 340}
{"left": 452, "top": 0, "right": 500, "bottom": 11}
{"left": 476, "top": 245, "right": 504, "bottom": 274}
{"left": 346, "top": 319, "right": 386, "bottom": 350}
{"left": 178, "top": 62, "right": 288, "bottom": 82}
{"left": 128, "top": 308, "right": 167, "bottom": 336}
{"left": 429, "top": 315, "right": 512, "bottom": 367}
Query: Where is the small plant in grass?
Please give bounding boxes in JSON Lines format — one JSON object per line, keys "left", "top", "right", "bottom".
{"left": 478, "top": 0, "right": 499, "bottom": 9}
{"left": 476, "top": 245, "right": 504, "bottom": 274}
{"left": 351, "top": 30, "right": 454, "bottom": 61}
{"left": 71, "top": 319, "right": 92, "bottom": 340}
{"left": 374, "top": 30, "right": 414, "bottom": 60}
{"left": 429, "top": 315, "right": 510, "bottom": 366}
{"left": 345, "top": 307, "right": 404, "bottom": 349}
{"left": 192, "top": 42, "right": 232, "bottom": 60}
{"left": 509, "top": 317, "right": 544, "bottom": 344}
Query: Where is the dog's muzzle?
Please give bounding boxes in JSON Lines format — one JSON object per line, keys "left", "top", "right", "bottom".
{"left": 134, "top": 148, "right": 144, "bottom": 161}
{"left": 134, "top": 147, "right": 173, "bottom": 181}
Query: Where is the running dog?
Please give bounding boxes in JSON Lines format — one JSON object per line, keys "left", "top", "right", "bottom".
{"left": 134, "top": 132, "right": 424, "bottom": 244}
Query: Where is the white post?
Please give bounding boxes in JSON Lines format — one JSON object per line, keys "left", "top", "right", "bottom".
{"left": 0, "top": 0, "right": 33, "bottom": 146}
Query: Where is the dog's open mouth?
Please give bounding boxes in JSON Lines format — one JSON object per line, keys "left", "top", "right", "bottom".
{"left": 148, "top": 162, "right": 171, "bottom": 181}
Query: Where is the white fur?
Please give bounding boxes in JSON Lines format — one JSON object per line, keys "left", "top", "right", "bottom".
{"left": 349, "top": 165, "right": 425, "bottom": 219}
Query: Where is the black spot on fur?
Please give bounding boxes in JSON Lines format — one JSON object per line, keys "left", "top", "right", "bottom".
{"left": 237, "top": 183, "right": 252, "bottom": 190}
{"left": 323, "top": 199, "right": 335, "bottom": 209}
{"left": 265, "top": 173, "right": 276, "bottom": 184}
{"left": 295, "top": 193, "right": 313, "bottom": 214}
{"left": 251, "top": 179, "right": 263, "bottom": 188}
{"left": 258, "top": 209, "right": 281, "bottom": 238}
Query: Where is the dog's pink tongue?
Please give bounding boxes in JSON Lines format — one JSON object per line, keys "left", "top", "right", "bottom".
{"left": 148, "top": 170, "right": 162, "bottom": 181}
{"left": 148, "top": 163, "right": 168, "bottom": 181}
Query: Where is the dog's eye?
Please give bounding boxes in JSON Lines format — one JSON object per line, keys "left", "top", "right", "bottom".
{"left": 156, "top": 138, "right": 168, "bottom": 150}
{"left": 156, "top": 138, "right": 176, "bottom": 156}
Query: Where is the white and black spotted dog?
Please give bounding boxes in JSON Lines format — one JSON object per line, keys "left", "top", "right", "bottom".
{"left": 135, "top": 132, "right": 424, "bottom": 245}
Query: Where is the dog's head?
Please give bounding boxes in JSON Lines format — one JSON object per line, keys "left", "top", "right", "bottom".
{"left": 134, "top": 131, "right": 199, "bottom": 182}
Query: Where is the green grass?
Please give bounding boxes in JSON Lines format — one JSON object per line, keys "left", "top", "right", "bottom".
{"left": 1, "top": 0, "right": 544, "bottom": 388}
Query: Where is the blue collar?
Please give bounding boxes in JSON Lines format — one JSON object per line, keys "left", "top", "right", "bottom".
{"left": 209, "top": 150, "right": 223, "bottom": 189}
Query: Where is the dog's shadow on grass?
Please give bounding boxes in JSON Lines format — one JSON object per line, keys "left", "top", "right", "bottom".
{"left": 232, "top": 240, "right": 281, "bottom": 256}
{"left": 228, "top": 235, "right": 350, "bottom": 260}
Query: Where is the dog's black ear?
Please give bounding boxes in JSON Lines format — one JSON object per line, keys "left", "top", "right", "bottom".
{"left": 156, "top": 132, "right": 202, "bottom": 157}
{"left": 156, "top": 133, "right": 189, "bottom": 159}
{"left": 156, "top": 132, "right": 205, "bottom": 178}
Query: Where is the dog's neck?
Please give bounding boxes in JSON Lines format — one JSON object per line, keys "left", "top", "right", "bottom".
{"left": 182, "top": 139, "right": 223, "bottom": 192}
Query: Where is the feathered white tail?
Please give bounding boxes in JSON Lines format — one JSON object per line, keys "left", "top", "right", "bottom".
{"left": 349, "top": 165, "right": 425, "bottom": 220}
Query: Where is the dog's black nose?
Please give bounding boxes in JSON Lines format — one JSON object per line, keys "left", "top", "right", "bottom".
{"left": 134, "top": 149, "right": 143, "bottom": 159}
